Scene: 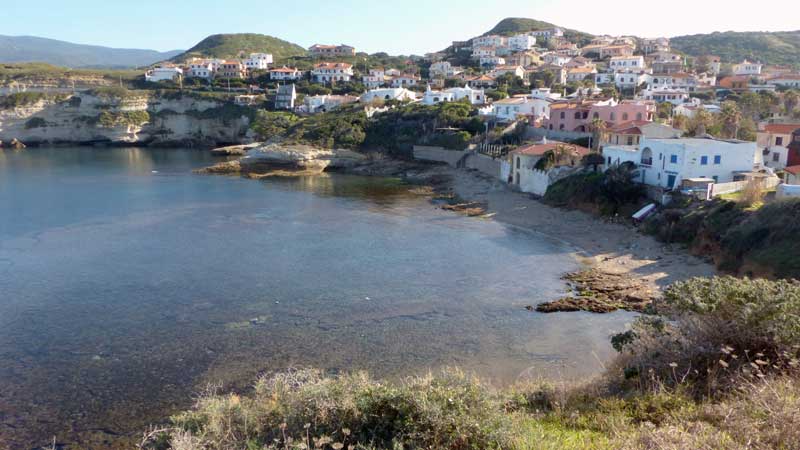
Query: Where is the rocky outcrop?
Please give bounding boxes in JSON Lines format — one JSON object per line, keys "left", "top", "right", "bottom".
{"left": 8, "top": 138, "right": 26, "bottom": 150}
{"left": 241, "top": 143, "right": 367, "bottom": 174}
{"left": 211, "top": 143, "right": 260, "bottom": 156}
{"left": 0, "top": 91, "right": 253, "bottom": 147}
{"left": 535, "top": 269, "right": 656, "bottom": 313}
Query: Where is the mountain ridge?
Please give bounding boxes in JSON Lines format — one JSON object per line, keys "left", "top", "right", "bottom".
{"left": 0, "top": 35, "right": 181, "bottom": 68}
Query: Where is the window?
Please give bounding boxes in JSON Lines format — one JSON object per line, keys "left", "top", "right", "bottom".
{"left": 627, "top": 136, "right": 634, "bottom": 145}
{"left": 574, "top": 112, "right": 582, "bottom": 119}
{"left": 610, "top": 112, "right": 616, "bottom": 121}
{"left": 516, "top": 157, "right": 520, "bottom": 169}
{"left": 560, "top": 112, "right": 565, "bottom": 119}
{"left": 776, "top": 137, "right": 784, "bottom": 146}
{"left": 622, "top": 113, "right": 629, "bottom": 121}
{"left": 701, "top": 156, "right": 708, "bottom": 165}
{"left": 559, "top": 124, "right": 565, "bottom": 130}
{"left": 670, "top": 154, "right": 678, "bottom": 164}
{"left": 636, "top": 112, "right": 643, "bottom": 121}
{"left": 773, "top": 152, "right": 780, "bottom": 162}
{"left": 593, "top": 112, "right": 599, "bottom": 119}
{"left": 714, "top": 155, "right": 721, "bottom": 165}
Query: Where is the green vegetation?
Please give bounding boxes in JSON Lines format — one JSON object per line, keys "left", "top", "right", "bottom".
{"left": 24, "top": 117, "right": 48, "bottom": 129}
{"left": 0, "top": 91, "right": 47, "bottom": 108}
{"left": 172, "top": 33, "right": 307, "bottom": 63}
{"left": 87, "top": 86, "right": 147, "bottom": 101}
{"left": 248, "top": 102, "right": 484, "bottom": 154}
{"left": 95, "top": 110, "right": 150, "bottom": 128}
{"left": 644, "top": 198, "right": 800, "bottom": 279}
{"left": 484, "top": 18, "right": 594, "bottom": 47}
{"left": 143, "top": 276, "right": 800, "bottom": 450}
{"left": 672, "top": 31, "right": 800, "bottom": 67}
{"left": 0, "top": 62, "right": 139, "bottom": 83}
{"left": 543, "top": 164, "right": 646, "bottom": 216}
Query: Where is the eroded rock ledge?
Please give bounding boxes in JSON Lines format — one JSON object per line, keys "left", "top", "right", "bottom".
{"left": 535, "top": 269, "right": 656, "bottom": 313}
{"left": 197, "top": 143, "right": 367, "bottom": 176}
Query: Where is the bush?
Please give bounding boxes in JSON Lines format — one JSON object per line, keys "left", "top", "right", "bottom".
{"left": 147, "top": 369, "right": 513, "bottom": 450}
{"left": 0, "top": 92, "right": 46, "bottom": 108}
{"left": 611, "top": 276, "right": 800, "bottom": 396}
{"left": 428, "top": 131, "right": 471, "bottom": 150}
{"left": 24, "top": 117, "right": 48, "bottom": 129}
{"left": 543, "top": 165, "right": 645, "bottom": 216}
{"left": 250, "top": 110, "right": 300, "bottom": 141}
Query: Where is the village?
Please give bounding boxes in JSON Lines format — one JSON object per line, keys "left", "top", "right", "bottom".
{"left": 139, "top": 29, "right": 800, "bottom": 207}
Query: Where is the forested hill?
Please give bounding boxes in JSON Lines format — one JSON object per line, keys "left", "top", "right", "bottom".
{"left": 170, "top": 34, "right": 307, "bottom": 63}
{"left": 671, "top": 30, "right": 800, "bottom": 66}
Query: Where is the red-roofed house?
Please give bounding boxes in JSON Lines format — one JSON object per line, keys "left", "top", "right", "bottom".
{"left": 509, "top": 141, "right": 591, "bottom": 194}
{"left": 311, "top": 62, "right": 354, "bottom": 83}
{"left": 269, "top": 66, "right": 302, "bottom": 81}
{"left": 783, "top": 165, "right": 800, "bottom": 184}
{"left": 757, "top": 124, "right": 800, "bottom": 169}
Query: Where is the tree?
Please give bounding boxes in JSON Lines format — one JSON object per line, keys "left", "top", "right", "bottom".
{"left": 657, "top": 102, "right": 673, "bottom": 120}
{"left": 720, "top": 101, "right": 742, "bottom": 139}
{"left": 784, "top": 90, "right": 799, "bottom": 115}
{"left": 672, "top": 114, "right": 688, "bottom": 131}
{"left": 589, "top": 118, "right": 607, "bottom": 152}
{"left": 251, "top": 110, "right": 299, "bottom": 141}
{"left": 688, "top": 108, "right": 715, "bottom": 136}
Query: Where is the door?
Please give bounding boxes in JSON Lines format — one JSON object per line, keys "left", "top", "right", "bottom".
{"left": 667, "top": 174, "right": 676, "bottom": 189}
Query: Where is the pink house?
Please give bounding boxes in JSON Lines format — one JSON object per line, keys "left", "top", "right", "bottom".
{"left": 543, "top": 99, "right": 655, "bottom": 132}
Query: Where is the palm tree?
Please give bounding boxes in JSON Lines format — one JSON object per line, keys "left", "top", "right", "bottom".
{"left": 590, "top": 117, "right": 607, "bottom": 152}
{"left": 720, "top": 101, "right": 742, "bottom": 139}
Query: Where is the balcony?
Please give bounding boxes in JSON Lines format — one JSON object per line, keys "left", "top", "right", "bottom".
{"left": 640, "top": 158, "right": 653, "bottom": 167}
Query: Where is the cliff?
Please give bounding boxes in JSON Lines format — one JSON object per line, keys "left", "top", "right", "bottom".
{"left": 0, "top": 90, "right": 255, "bottom": 147}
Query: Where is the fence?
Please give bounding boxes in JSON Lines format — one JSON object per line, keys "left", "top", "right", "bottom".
{"left": 709, "top": 177, "right": 781, "bottom": 198}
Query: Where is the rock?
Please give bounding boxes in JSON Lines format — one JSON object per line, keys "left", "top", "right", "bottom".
{"left": 536, "top": 269, "right": 656, "bottom": 314}
{"left": 211, "top": 143, "right": 260, "bottom": 156}
{"left": 9, "top": 139, "right": 26, "bottom": 150}
{"left": 241, "top": 143, "right": 367, "bottom": 175}
{"left": 194, "top": 160, "right": 241, "bottom": 174}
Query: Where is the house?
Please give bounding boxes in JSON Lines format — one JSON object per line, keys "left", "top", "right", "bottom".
{"left": 145, "top": 66, "right": 183, "bottom": 83}
{"left": 309, "top": 44, "right": 356, "bottom": 57}
{"left": 603, "top": 136, "right": 759, "bottom": 188}
{"left": 767, "top": 74, "right": 800, "bottom": 89}
{"left": 718, "top": 75, "right": 750, "bottom": 91}
{"left": 566, "top": 67, "right": 597, "bottom": 84}
{"left": 614, "top": 72, "right": 648, "bottom": 90}
{"left": 510, "top": 141, "right": 591, "bottom": 194}
{"left": 269, "top": 66, "right": 302, "bottom": 81}
{"left": 600, "top": 45, "right": 635, "bottom": 59}
{"left": 218, "top": 61, "right": 246, "bottom": 79}
{"left": 733, "top": 60, "right": 762, "bottom": 76}
{"left": 608, "top": 56, "right": 645, "bottom": 72}
{"left": 491, "top": 65, "right": 526, "bottom": 79}
{"left": 362, "top": 68, "right": 386, "bottom": 88}
{"left": 544, "top": 99, "right": 655, "bottom": 132}
{"left": 555, "top": 42, "right": 580, "bottom": 56}
{"left": 674, "top": 103, "right": 721, "bottom": 119}
{"left": 473, "top": 35, "right": 507, "bottom": 49}
{"left": 312, "top": 62, "right": 354, "bottom": 83}
{"left": 508, "top": 34, "right": 537, "bottom": 51}
{"left": 429, "top": 61, "right": 463, "bottom": 78}
{"left": 535, "top": 64, "right": 567, "bottom": 85}
{"left": 479, "top": 56, "right": 505, "bottom": 67}
{"left": 641, "top": 37, "right": 670, "bottom": 54}
{"left": 757, "top": 124, "right": 800, "bottom": 170}
{"left": 466, "top": 74, "right": 497, "bottom": 89}
{"left": 542, "top": 53, "right": 571, "bottom": 67}
{"left": 638, "top": 87, "right": 690, "bottom": 105}
{"left": 361, "top": 87, "right": 416, "bottom": 103}
{"left": 303, "top": 94, "right": 359, "bottom": 113}
{"left": 187, "top": 60, "right": 214, "bottom": 79}
{"left": 421, "top": 85, "right": 455, "bottom": 105}
{"left": 647, "top": 72, "right": 699, "bottom": 92}
{"left": 507, "top": 51, "right": 542, "bottom": 67}
{"left": 234, "top": 94, "right": 260, "bottom": 106}
{"left": 564, "top": 56, "right": 594, "bottom": 70}
{"left": 274, "top": 84, "right": 297, "bottom": 110}
{"left": 529, "top": 28, "right": 564, "bottom": 40}
{"left": 602, "top": 121, "right": 683, "bottom": 147}
{"left": 649, "top": 52, "right": 684, "bottom": 74}
{"left": 783, "top": 165, "right": 800, "bottom": 184}
{"left": 244, "top": 53, "right": 273, "bottom": 71}
{"left": 389, "top": 74, "right": 420, "bottom": 88}
{"left": 492, "top": 96, "right": 540, "bottom": 122}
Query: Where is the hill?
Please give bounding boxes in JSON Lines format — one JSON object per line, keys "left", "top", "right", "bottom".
{"left": 0, "top": 35, "right": 181, "bottom": 69}
{"left": 671, "top": 30, "right": 800, "bottom": 66}
{"left": 171, "top": 33, "right": 306, "bottom": 63}
{"left": 484, "top": 17, "right": 595, "bottom": 47}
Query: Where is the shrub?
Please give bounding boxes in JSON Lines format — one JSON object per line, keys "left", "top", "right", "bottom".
{"left": 543, "top": 165, "right": 644, "bottom": 216}
{"left": 147, "top": 369, "right": 513, "bottom": 450}
{"left": 24, "top": 117, "right": 48, "bottom": 129}
{"left": 0, "top": 92, "right": 46, "bottom": 108}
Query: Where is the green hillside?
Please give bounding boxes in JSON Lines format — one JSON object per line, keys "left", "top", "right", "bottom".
{"left": 172, "top": 33, "right": 306, "bottom": 62}
{"left": 672, "top": 31, "right": 800, "bottom": 66}
{"left": 484, "top": 17, "right": 595, "bottom": 47}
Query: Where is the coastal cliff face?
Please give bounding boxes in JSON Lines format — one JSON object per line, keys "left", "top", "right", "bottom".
{"left": 0, "top": 91, "right": 254, "bottom": 147}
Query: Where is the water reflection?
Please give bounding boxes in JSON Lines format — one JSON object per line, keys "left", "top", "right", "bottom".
{"left": 0, "top": 147, "right": 633, "bottom": 449}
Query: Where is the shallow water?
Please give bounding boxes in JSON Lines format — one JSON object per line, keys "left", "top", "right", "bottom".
{"left": 0, "top": 147, "right": 634, "bottom": 448}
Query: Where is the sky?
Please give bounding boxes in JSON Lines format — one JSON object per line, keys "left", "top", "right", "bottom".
{"left": 3, "top": 0, "right": 799, "bottom": 55}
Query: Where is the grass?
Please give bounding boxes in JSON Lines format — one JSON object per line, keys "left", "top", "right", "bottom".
{"left": 142, "top": 277, "right": 800, "bottom": 450}
{"left": 0, "top": 62, "right": 139, "bottom": 82}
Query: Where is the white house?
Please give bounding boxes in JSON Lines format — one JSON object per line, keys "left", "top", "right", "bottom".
{"left": 566, "top": 67, "right": 597, "bottom": 83}
{"left": 542, "top": 53, "right": 571, "bottom": 67}
{"left": 274, "top": 84, "right": 296, "bottom": 110}
{"left": 491, "top": 65, "right": 526, "bottom": 79}
{"left": 145, "top": 66, "right": 183, "bottom": 83}
{"left": 757, "top": 123, "right": 800, "bottom": 170}
{"left": 614, "top": 72, "right": 648, "bottom": 89}
{"left": 492, "top": 96, "right": 540, "bottom": 122}
{"left": 638, "top": 87, "right": 690, "bottom": 105}
{"left": 472, "top": 47, "right": 496, "bottom": 59}
{"left": 508, "top": 34, "right": 537, "bottom": 52}
{"left": 361, "top": 87, "right": 417, "bottom": 103}
{"left": 187, "top": 61, "right": 214, "bottom": 79}
{"left": 311, "top": 62, "right": 354, "bottom": 83}
{"left": 429, "top": 61, "right": 463, "bottom": 78}
{"left": 473, "top": 35, "right": 507, "bottom": 49}
{"left": 244, "top": 53, "right": 273, "bottom": 70}
{"left": 389, "top": 74, "right": 420, "bottom": 88}
{"left": 421, "top": 85, "right": 455, "bottom": 105}
{"left": 733, "top": 60, "right": 763, "bottom": 76}
{"left": 767, "top": 74, "right": 800, "bottom": 89}
{"left": 303, "top": 94, "right": 358, "bottom": 113}
{"left": 446, "top": 85, "right": 486, "bottom": 105}
{"left": 608, "top": 56, "right": 645, "bottom": 72}
{"left": 603, "top": 137, "right": 759, "bottom": 189}
{"left": 479, "top": 56, "right": 505, "bottom": 67}
{"left": 674, "top": 103, "right": 721, "bottom": 119}
{"left": 510, "top": 141, "right": 591, "bottom": 195}
{"left": 269, "top": 66, "right": 302, "bottom": 81}
{"left": 529, "top": 28, "right": 564, "bottom": 40}
{"left": 646, "top": 73, "right": 699, "bottom": 92}
{"left": 362, "top": 68, "right": 386, "bottom": 88}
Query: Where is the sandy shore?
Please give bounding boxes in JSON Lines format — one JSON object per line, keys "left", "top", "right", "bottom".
{"left": 431, "top": 166, "right": 716, "bottom": 293}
